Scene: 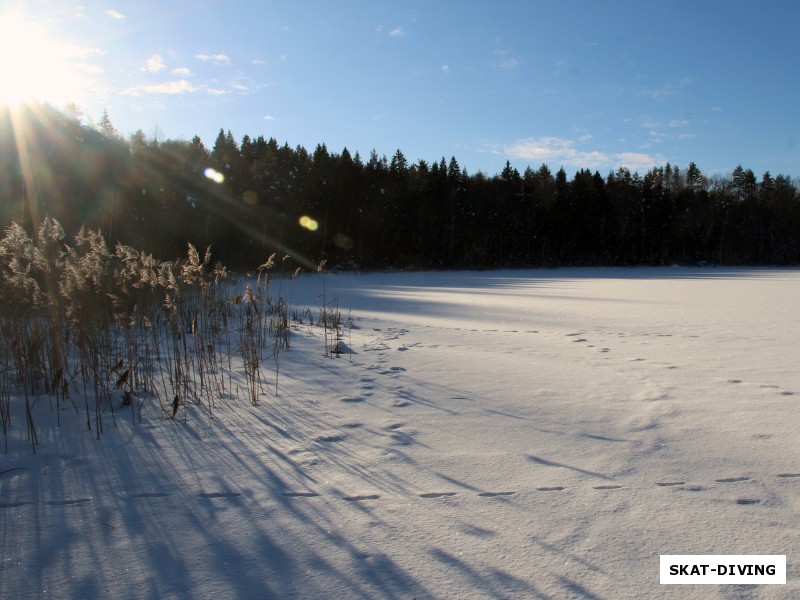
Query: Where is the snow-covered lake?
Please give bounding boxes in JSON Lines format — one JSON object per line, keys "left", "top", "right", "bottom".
{"left": 3, "top": 267, "right": 800, "bottom": 599}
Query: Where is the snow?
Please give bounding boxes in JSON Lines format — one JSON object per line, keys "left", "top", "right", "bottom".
{"left": 3, "top": 267, "right": 800, "bottom": 599}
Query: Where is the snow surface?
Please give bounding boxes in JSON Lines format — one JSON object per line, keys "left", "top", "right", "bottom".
{"left": 3, "top": 267, "right": 800, "bottom": 599}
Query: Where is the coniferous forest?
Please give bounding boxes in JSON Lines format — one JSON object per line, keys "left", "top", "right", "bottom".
{"left": 3, "top": 103, "right": 800, "bottom": 271}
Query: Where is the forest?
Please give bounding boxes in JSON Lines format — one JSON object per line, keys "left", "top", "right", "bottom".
{"left": 2, "top": 102, "right": 799, "bottom": 271}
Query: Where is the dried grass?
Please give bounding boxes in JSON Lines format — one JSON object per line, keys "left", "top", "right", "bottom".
{"left": 0, "top": 217, "right": 333, "bottom": 453}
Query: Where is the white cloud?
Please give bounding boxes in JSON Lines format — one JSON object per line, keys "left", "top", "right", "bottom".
{"left": 252, "top": 59, "right": 266, "bottom": 65}
{"left": 171, "top": 67, "right": 191, "bottom": 76}
{"left": 503, "top": 136, "right": 583, "bottom": 162}
{"left": 389, "top": 26, "right": 406, "bottom": 37}
{"left": 105, "top": 9, "right": 126, "bottom": 20}
{"left": 196, "top": 53, "right": 231, "bottom": 65}
{"left": 669, "top": 119, "right": 689, "bottom": 128}
{"left": 614, "top": 152, "right": 667, "bottom": 172}
{"left": 263, "top": 115, "right": 276, "bottom": 121}
{"left": 206, "top": 88, "right": 229, "bottom": 96}
{"left": 502, "top": 136, "right": 665, "bottom": 172}
{"left": 123, "top": 80, "right": 196, "bottom": 96}
{"left": 142, "top": 54, "right": 166, "bottom": 73}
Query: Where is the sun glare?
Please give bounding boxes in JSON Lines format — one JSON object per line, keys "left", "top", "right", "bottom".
{"left": 0, "top": 14, "right": 86, "bottom": 108}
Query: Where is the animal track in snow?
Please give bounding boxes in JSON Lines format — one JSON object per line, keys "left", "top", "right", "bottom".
{"left": 343, "top": 494, "right": 381, "bottom": 502}
{"left": 315, "top": 434, "right": 347, "bottom": 443}
{"left": 341, "top": 396, "right": 366, "bottom": 404}
{"left": 3, "top": 472, "right": 798, "bottom": 510}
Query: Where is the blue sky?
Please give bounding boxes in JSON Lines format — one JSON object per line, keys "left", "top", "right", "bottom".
{"left": 4, "top": 1, "right": 800, "bottom": 177}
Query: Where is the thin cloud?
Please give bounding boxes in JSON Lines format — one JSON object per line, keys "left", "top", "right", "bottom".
{"left": 123, "top": 80, "right": 196, "bottom": 96}
{"left": 389, "top": 26, "right": 406, "bottom": 37}
{"left": 264, "top": 115, "right": 276, "bottom": 121}
{"left": 196, "top": 53, "right": 231, "bottom": 65}
{"left": 171, "top": 67, "right": 191, "bottom": 76}
{"left": 638, "top": 76, "right": 695, "bottom": 99}
{"left": 79, "top": 63, "right": 104, "bottom": 74}
{"left": 142, "top": 54, "right": 166, "bottom": 73}
{"left": 497, "top": 57, "right": 521, "bottom": 69}
{"left": 494, "top": 49, "right": 522, "bottom": 70}
{"left": 441, "top": 64, "right": 450, "bottom": 74}
{"left": 503, "top": 136, "right": 665, "bottom": 172}
{"left": 105, "top": 9, "right": 126, "bottom": 20}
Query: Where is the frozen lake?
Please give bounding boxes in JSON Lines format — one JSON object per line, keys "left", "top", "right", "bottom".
{"left": 3, "top": 267, "right": 799, "bottom": 599}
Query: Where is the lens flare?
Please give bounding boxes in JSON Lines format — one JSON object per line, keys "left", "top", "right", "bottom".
{"left": 204, "top": 167, "right": 225, "bottom": 183}
{"left": 299, "top": 215, "right": 319, "bottom": 231}
{"left": 333, "top": 233, "right": 353, "bottom": 250}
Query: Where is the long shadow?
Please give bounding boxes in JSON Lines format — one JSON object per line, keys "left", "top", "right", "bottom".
{"left": 429, "top": 547, "right": 552, "bottom": 599}
{"left": 1, "top": 398, "right": 435, "bottom": 600}
{"left": 556, "top": 575, "right": 606, "bottom": 600}
{"left": 528, "top": 455, "right": 612, "bottom": 480}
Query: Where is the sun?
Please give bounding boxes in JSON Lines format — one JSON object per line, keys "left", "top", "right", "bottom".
{"left": 0, "top": 13, "right": 86, "bottom": 108}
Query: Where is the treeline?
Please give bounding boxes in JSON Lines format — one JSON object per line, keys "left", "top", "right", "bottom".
{"left": 2, "top": 102, "right": 800, "bottom": 270}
